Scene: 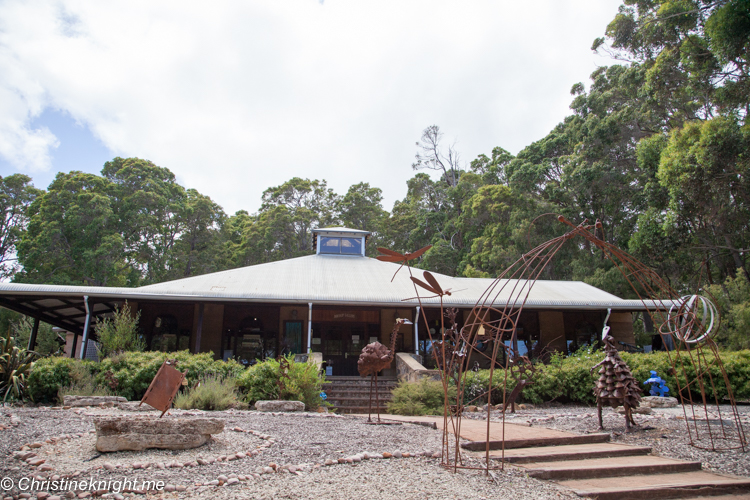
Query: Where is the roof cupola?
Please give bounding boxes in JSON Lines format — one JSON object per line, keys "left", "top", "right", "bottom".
{"left": 312, "top": 227, "right": 370, "bottom": 256}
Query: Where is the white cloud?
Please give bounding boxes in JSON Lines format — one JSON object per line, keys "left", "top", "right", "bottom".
{"left": 0, "top": 0, "right": 621, "bottom": 213}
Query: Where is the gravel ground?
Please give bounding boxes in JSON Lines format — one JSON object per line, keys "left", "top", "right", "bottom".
{"left": 1, "top": 405, "right": 577, "bottom": 500}
{"left": 464, "top": 402, "right": 750, "bottom": 476}
{"left": 1, "top": 403, "right": 748, "bottom": 500}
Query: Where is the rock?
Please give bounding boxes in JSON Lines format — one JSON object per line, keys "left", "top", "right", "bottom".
{"left": 402, "top": 452, "right": 410, "bottom": 458}
{"left": 382, "top": 452, "right": 392, "bottom": 459}
{"left": 641, "top": 396, "right": 679, "bottom": 408}
{"left": 28, "top": 458, "right": 45, "bottom": 466}
{"left": 197, "top": 458, "right": 209, "bottom": 465}
{"left": 235, "top": 452, "right": 246, "bottom": 459}
{"left": 618, "top": 406, "right": 652, "bottom": 415}
{"left": 226, "top": 478, "right": 239, "bottom": 485}
{"left": 217, "top": 475, "right": 228, "bottom": 482}
{"left": 115, "top": 402, "right": 157, "bottom": 412}
{"left": 262, "top": 467, "right": 274, "bottom": 474}
{"left": 176, "top": 486, "right": 187, "bottom": 491}
{"left": 324, "top": 459, "right": 336, "bottom": 466}
{"left": 465, "top": 405, "right": 477, "bottom": 412}
{"left": 254, "top": 400, "right": 305, "bottom": 412}
{"left": 63, "top": 396, "right": 127, "bottom": 407}
{"left": 38, "top": 464, "right": 54, "bottom": 472}
{"left": 93, "top": 416, "right": 224, "bottom": 452}
{"left": 164, "top": 485, "right": 175, "bottom": 492}
{"left": 103, "top": 462, "right": 116, "bottom": 470}
{"left": 48, "top": 496, "right": 62, "bottom": 500}
{"left": 29, "top": 442, "right": 44, "bottom": 448}
{"left": 37, "top": 493, "right": 50, "bottom": 500}
{"left": 393, "top": 450, "right": 402, "bottom": 458}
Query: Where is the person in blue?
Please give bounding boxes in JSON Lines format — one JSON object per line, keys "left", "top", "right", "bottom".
{"left": 644, "top": 370, "right": 670, "bottom": 397}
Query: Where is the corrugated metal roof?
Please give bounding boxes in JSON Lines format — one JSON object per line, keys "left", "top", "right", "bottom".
{"left": 0, "top": 254, "right": 658, "bottom": 310}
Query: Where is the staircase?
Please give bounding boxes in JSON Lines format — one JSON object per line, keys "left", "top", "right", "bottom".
{"left": 323, "top": 376, "right": 398, "bottom": 414}
{"left": 476, "top": 434, "right": 750, "bottom": 500}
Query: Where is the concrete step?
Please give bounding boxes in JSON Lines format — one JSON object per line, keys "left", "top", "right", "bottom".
{"left": 520, "top": 455, "right": 702, "bottom": 480}
{"left": 558, "top": 471, "right": 750, "bottom": 500}
{"left": 494, "top": 442, "right": 652, "bottom": 464}
{"left": 462, "top": 432, "right": 611, "bottom": 451}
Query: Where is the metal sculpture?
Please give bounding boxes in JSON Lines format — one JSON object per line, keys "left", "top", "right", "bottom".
{"left": 379, "top": 214, "right": 745, "bottom": 475}
{"left": 504, "top": 355, "right": 536, "bottom": 413}
{"left": 140, "top": 359, "right": 187, "bottom": 417}
{"left": 591, "top": 333, "right": 642, "bottom": 431}
{"left": 358, "top": 318, "right": 411, "bottom": 422}
{"left": 277, "top": 356, "right": 291, "bottom": 399}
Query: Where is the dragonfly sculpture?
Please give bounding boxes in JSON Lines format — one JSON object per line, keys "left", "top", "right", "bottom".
{"left": 376, "top": 245, "right": 432, "bottom": 281}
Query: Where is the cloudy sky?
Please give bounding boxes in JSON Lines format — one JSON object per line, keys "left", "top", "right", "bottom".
{"left": 0, "top": 0, "right": 622, "bottom": 215}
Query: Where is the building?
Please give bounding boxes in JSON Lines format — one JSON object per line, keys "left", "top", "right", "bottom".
{"left": 0, "top": 227, "right": 647, "bottom": 375}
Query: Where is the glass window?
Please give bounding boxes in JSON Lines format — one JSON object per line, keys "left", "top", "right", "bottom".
{"left": 320, "top": 237, "right": 341, "bottom": 254}
{"left": 340, "top": 237, "right": 362, "bottom": 254}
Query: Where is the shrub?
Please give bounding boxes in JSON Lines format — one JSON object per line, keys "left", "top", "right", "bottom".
{"left": 174, "top": 374, "right": 247, "bottom": 411}
{"left": 237, "top": 354, "right": 326, "bottom": 409}
{"left": 387, "top": 378, "right": 454, "bottom": 416}
{"left": 95, "top": 302, "right": 144, "bottom": 358}
{"left": 27, "top": 356, "right": 84, "bottom": 403}
{"left": 1, "top": 330, "right": 39, "bottom": 401}
{"left": 95, "top": 350, "right": 244, "bottom": 401}
{"left": 57, "top": 362, "right": 112, "bottom": 400}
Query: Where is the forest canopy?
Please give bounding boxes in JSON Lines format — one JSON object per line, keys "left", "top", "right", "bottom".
{"left": 1, "top": 0, "right": 748, "bottom": 348}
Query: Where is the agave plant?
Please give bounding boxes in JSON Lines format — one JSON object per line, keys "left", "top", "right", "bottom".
{"left": 0, "top": 330, "right": 39, "bottom": 402}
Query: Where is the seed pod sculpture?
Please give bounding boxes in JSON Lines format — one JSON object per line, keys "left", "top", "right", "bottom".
{"left": 591, "top": 334, "right": 642, "bottom": 431}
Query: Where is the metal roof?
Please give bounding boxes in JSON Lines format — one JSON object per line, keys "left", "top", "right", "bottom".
{"left": 0, "top": 253, "right": 656, "bottom": 334}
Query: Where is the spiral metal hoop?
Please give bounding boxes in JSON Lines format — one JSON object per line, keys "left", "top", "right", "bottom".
{"left": 660, "top": 295, "right": 718, "bottom": 344}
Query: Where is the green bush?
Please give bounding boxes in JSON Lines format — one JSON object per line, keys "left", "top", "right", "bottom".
{"left": 236, "top": 354, "right": 326, "bottom": 410}
{"left": 472, "top": 349, "right": 750, "bottom": 405}
{"left": 174, "top": 374, "right": 247, "bottom": 411}
{"left": 1, "top": 330, "right": 39, "bottom": 401}
{"left": 387, "top": 378, "right": 454, "bottom": 416}
{"left": 96, "top": 350, "right": 244, "bottom": 401}
{"left": 58, "top": 362, "right": 112, "bottom": 400}
{"left": 95, "top": 302, "right": 144, "bottom": 358}
{"left": 27, "top": 356, "right": 86, "bottom": 403}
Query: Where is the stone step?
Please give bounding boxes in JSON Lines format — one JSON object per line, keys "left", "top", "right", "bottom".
{"left": 558, "top": 471, "right": 750, "bottom": 500}
{"left": 494, "top": 443, "right": 652, "bottom": 464}
{"left": 462, "top": 432, "right": 611, "bottom": 451}
{"left": 520, "top": 455, "right": 702, "bottom": 480}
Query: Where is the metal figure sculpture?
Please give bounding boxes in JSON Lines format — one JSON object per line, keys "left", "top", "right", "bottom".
{"left": 379, "top": 215, "right": 745, "bottom": 476}
{"left": 591, "top": 333, "right": 642, "bottom": 431}
{"left": 504, "top": 356, "right": 536, "bottom": 413}
{"left": 358, "top": 318, "right": 411, "bottom": 422}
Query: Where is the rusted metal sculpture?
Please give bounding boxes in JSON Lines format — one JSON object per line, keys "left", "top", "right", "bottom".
{"left": 379, "top": 215, "right": 746, "bottom": 475}
{"left": 140, "top": 359, "right": 187, "bottom": 417}
{"left": 358, "top": 318, "right": 411, "bottom": 422}
{"left": 504, "top": 355, "right": 536, "bottom": 413}
{"left": 277, "top": 356, "right": 291, "bottom": 399}
{"left": 591, "top": 332, "right": 642, "bottom": 431}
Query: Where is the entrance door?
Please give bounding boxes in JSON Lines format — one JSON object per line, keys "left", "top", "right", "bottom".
{"left": 318, "top": 323, "right": 366, "bottom": 376}
{"left": 283, "top": 321, "right": 303, "bottom": 355}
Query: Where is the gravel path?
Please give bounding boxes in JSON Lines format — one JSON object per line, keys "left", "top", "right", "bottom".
{"left": 2, "top": 403, "right": 748, "bottom": 500}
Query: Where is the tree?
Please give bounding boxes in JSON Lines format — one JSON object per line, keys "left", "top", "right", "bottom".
{"left": 0, "top": 174, "right": 40, "bottom": 280}
{"left": 16, "top": 172, "right": 127, "bottom": 286}
{"left": 412, "top": 125, "right": 462, "bottom": 188}
{"left": 172, "top": 189, "right": 227, "bottom": 278}
{"left": 102, "top": 157, "right": 186, "bottom": 284}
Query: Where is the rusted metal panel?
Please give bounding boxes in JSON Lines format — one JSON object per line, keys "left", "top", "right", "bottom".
{"left": 140, "top": 359, "right": 187, "bottom": 417}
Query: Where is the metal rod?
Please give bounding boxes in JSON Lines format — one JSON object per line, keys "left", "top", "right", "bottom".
{"left": 79, "top": 296, "right": 91, "bottom": 360}
{"left": 414, "top": 306, "right": 420, "bottom": 356}
{"left": 27, "top": 317, "right": 40, "bottom": 351}
{"left": 307, "top": 302, "right": 313, "bottom": 353}
{"left": 195, "top": 303, "right": 204, "bottom": 353}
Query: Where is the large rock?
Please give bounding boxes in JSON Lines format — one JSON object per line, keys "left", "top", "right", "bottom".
{"left": 93, "top": 416, "right": 224, "bottom": 452}
{"left": 63, "top": 395, "right": 127, "bottom": 407}
{"left": 641, "top": 396, "right": 679, "bottom": 408}
{"left": 255, "top": 400, "right": 305, "bottom": 412}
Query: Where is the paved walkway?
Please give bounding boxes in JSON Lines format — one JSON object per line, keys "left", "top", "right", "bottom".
{"left": 353, "top": 413, "right": 573, "bottom": 443}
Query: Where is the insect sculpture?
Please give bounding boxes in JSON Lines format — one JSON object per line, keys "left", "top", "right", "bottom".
{"left": 358, "top": 318, "right": 412, "bottom": 423}
{"left": 591, "top": 331, "right": 642, "bottom": 431}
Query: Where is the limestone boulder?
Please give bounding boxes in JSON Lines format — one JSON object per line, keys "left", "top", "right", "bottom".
{"left": 94, "top": 416, "right": 224, "bottom": 452}
{"left": 255, "top": 400, "right": 305, "bottom": 412}
{"left": 641, "top": 396, "right": 679, "bottom": 408}
{"left": 63, "top": 395, "right": 127, "bottom": 407}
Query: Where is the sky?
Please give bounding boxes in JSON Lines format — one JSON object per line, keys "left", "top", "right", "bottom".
{"left": 0, "top": 0, "right": 622, "bottom": 215}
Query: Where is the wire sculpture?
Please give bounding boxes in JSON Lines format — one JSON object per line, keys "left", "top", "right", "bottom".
{"left": 379, "top": 215, "right": 746, "bottom": 475}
